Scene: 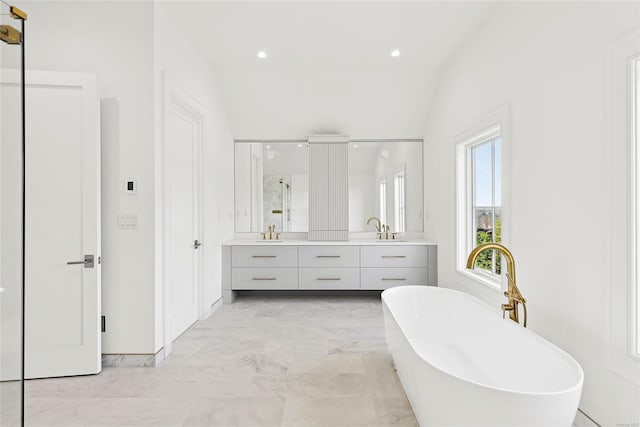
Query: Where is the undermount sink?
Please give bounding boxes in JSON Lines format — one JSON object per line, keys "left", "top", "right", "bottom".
{"left": 255, "top": 240, "right": 283, "bottom": 243}
{"left": 375, "top": 239, "right": 408, "bottom": 243}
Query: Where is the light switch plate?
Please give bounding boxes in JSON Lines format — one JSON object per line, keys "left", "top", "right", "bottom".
{"left": 118, "top": 214, "right": 138, "bottom": 229}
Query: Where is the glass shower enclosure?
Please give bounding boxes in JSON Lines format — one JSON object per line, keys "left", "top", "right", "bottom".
{"left": 0, "top": 2, "right": 26, "bottom": 425}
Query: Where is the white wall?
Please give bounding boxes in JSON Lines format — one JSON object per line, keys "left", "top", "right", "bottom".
{"left": 21, "top": 1, "right": 157, "bottom": 354}
{"left": 154, "top": 5, "right": 235, "bottom": 350}
{"left": 423, "top": 2, "right": 640, "bottom": 424}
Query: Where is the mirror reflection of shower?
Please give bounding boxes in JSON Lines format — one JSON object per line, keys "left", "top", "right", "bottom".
{"left": 235, "top": 142, "right": 309, "bottom": 233}
{"left": 263, "top": 176, "right": 292, "bottom": 232}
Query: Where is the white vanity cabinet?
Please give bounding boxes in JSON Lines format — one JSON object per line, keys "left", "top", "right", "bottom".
{"left": 222, "top": 241, "right": 437, "bottom": 303}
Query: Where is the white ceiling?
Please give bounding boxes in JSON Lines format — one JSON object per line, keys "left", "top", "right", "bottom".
{"left": 160, "top": 1, "right": 500, "bottom": 139}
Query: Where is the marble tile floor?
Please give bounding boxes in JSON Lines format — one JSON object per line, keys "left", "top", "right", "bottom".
{"left": 25, "top": 294, "right": 418, "bottom": 427}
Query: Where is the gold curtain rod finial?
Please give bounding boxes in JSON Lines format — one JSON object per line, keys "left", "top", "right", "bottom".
{"left": 0, "top": 25, "right": 21, "bottom": 44}
{"left": 10, "top": 6, "right": 27, "bottom": 20}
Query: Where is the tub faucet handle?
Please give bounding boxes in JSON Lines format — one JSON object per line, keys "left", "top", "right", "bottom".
{"left": 505, "top": 290, "right": 526, "bottom": 305}
{"left": 501, "top": 303, "right": 514, "bottom": 319}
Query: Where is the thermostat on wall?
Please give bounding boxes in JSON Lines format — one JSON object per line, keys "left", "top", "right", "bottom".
{"left": 125, "top": 179, "right": 137, "bottom": 194}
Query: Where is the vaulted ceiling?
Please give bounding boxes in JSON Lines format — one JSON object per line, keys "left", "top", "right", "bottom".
{"left": 161, "top": 1, "right": 499, "bottom": 139}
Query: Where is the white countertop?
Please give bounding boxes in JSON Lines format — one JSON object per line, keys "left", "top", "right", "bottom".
{"left": 222, "top": 239, "right": 436, "bottom": 246}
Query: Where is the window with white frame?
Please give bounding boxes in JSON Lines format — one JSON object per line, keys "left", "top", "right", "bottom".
{"left": 457, "top": 125, "right": 503, "bottom": 287}
{"left": 379, "top": 179, "right": 387, "bottom": 227}
{"left": 394, "top": 171, "right": 406, "bottom": 233}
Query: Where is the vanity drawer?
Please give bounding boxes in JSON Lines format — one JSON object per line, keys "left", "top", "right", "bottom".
{"left": 232, "top": 268, "right": 298, "bottom": 290}
{"left": 232, "top": 246, "right": 298, "bottom": 268}
{"left": 299, "top": 268, "right": 360, "bottom": 290}
{"left": 299, "top": 246, "right": 360, "bottom": 268}
{"left": 360, "top": 246, "right": 427, "bottom": 268}
{"left": 361, "top": 268, "right": 428, "bottom": 290}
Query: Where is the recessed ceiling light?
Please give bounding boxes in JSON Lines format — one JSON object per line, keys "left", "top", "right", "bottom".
{"left": 353, "top": 144, "right": 359, "bottom": 148}
{"left": 257, "top": 51, "right": 267, "bottom": 59}
{"left": 266, "top": 145, "right": 271, "bottom": 149}
{"left": 297, "top": 144, "right": 304, "bottom": 148}
{"left": 391, "top": 49, "right": 401, "bottom": 57}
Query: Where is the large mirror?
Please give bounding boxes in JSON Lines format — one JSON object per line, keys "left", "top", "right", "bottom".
{"left": 234, "top": 140, "right": 423, "bottom": 233}
{"left": 348, "top": 141, "right": 423, "bottom": 233}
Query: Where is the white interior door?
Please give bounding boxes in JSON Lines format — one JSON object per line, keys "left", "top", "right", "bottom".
{"left": 167, "top": 100, "right": 200, "bottom": 342}
{"left": 12, "top": 71, "right": 101, "bottom": 379}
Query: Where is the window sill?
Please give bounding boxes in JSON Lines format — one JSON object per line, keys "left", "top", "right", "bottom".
{"left": 457, "top": 267, "right": 501, "bottom": 290}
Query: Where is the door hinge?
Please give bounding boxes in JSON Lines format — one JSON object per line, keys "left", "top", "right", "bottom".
{"left": 101, "top": 315, "right": 106, "bottom": 333}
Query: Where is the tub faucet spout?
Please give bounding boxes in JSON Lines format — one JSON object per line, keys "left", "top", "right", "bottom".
{"left": 466, "top": 243, "right": 528, "bottom": 327}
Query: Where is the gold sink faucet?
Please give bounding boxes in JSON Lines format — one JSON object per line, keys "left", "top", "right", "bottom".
{"left": 466, "top": 243, "right": 528, "bottom": 327}
{"left": 261, "top": 224, "right": 279, "bottom": 240}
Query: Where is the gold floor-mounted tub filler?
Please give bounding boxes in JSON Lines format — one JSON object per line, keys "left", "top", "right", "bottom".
{"left": 466, "top": 242, "right": 528, "bottom": 327}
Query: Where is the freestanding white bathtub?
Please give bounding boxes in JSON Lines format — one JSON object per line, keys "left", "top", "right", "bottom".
{"left": 382, "top": 286, "right": 583, "bottom": 427}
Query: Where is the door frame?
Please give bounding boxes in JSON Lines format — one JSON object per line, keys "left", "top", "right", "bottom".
{"left": 160, "top": 73, "right": 206, "bottom": 357}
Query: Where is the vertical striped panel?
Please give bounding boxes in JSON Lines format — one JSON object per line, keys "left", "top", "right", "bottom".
{"left": 339, "top": 142, "right": 348, "bottom": 240}
{"left": 308, "top": 142, "right": 348, "bottom": 241}
{"left": 308, "top": 143, "right": 319, "bottom": 240}
{"left": 338, "top": 143, "right": 348, "bottom": 238}
{"left": 309, "top": 143, "right": 316, "bottom": 237}
{"left": 321, "top": 144, "right": 329, "bottom": 235}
